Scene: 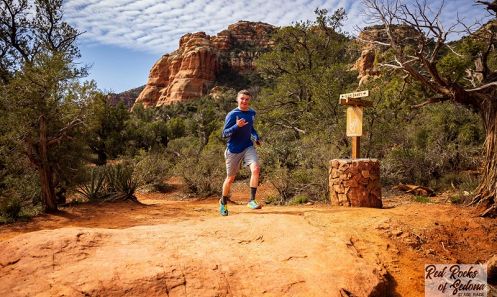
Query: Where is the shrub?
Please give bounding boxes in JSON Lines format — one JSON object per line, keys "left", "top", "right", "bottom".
{"left": 413, "top": 195, "right": 430, "bottom": 203}
{"left": 75, "top": 166, "right": 107, "bottom": 201}
{"left": 379, "top": 103, "right": 483, "bottom": 187}
{"left": 173, "top": 139, "right": 225, "bottom": 197}
{"left": 290, "top": 194, "right": 310, "bottom": 205}
{"left": 0, "top": 195, "right": 22, "bottom": 221}
{"left": 133, "top": 151, "right": 171, "bottom": 189}
{"left": 267, "top": 166, "right": 293, "bottom": 202}
{"left": 450, "top": 195, "right": 464, "bottom": 204}
{"left": 75, "top": 163, "right": 140, "bottom": 202}
{"left": 258, "top": 134, "right": 334, "bottom": 204}
{"left": 105, "top": 163, "right": 140, "bottom": 202}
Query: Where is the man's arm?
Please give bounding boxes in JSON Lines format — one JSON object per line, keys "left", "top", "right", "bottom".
{"left": 222, "top": 112, "right": 238, "bottom": 138}
{"left": 251, "top": 111, "right": 261, "bottom": 144}
{"left": 251, "top": 126, "right": 260, "bottom": 142}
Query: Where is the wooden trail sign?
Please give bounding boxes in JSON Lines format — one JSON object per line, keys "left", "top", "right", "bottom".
{"left": 339, "top": 90, "right": 369, "bottom": 100}
{"left": 339, "top": 90, "right": 371, "bottom": 159}
{"left": 346, "top": 106, "right": 363, "bottom": 137}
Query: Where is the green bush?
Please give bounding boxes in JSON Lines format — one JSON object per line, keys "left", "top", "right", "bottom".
{"left": 172, "top": 138, "right": 225, "bottom": 197}
{"left": 290, "top": 194, "right": 310, "bottom": 205}
{"left": 258, "top": 133, "right": 335, "bottom": 204}
{"left": 105, "top": 163, "right": 140, "bottom": 201}
{"left": 133, "top": 150, "right": 171, "bottom": 188}
{"left": 450, "top": 194, "right": 464, "bottom": 204}
{"left": 378, "top": 103, "right": 483, "bottom": 187}
{"left": 177, "top": 150, "right": 225, "bottom": 197}
{"left": 0, "top": 195, "right": 22, "bottom": 221}
{"left": 413, "top": 195, "right": 430, "bottom": 203}
{"left": 75, "top": 163, "right": 140, "bottom": 202}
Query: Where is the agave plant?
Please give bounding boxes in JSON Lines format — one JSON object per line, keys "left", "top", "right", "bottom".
{"left": 76, "top": 167, "right": 107, "bottom": 201}
{"left": 105, "top": 163, "right": 140, "bottom": 202}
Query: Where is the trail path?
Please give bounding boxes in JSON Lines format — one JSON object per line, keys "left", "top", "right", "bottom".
{"left": 1, "top": 181, "right": 496, "bottom": 296}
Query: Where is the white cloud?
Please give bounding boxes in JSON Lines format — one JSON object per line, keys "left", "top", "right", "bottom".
{"left": 64, "top": 0, "right": 493, "bottom": 55}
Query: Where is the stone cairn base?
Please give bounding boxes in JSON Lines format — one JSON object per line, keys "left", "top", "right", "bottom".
{"left": 329, "top": 159, "right": 382, "bottom": 208}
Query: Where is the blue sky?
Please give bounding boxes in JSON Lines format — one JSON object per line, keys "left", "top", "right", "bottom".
{"left": 63, "top": 0, "right": 493, "bottom": 93}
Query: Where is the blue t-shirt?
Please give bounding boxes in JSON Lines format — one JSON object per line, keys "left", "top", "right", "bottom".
{"left": 222, "top": 108, "right": 260, "bottom": 153}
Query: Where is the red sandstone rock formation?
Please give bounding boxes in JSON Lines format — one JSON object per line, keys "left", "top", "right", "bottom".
{"left": 0, "top": 213, "right": 390, "bottom": 296}
{"left": 134, "top": 21, "right": 275, "bottom": 108}
{"left": 354, "top": 25, "right": 421, "bottom": 85}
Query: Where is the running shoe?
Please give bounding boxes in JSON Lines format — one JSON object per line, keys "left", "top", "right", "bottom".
{"left": 219, "top": 200, "right": 229, "bottom": 216}
{"left": 247, "top": 199, "right": 262, "bottom": 209}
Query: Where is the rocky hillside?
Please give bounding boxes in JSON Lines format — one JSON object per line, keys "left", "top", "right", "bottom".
{"left": 107, "top": 85, "right": 145, "bottom": 108}
{"left": 133, "top": 21, "right": 275, "bottom": 108}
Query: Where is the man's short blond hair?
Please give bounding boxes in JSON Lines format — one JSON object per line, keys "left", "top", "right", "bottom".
{"left": 237, "top": 89, "right": 251, "bottom": 98}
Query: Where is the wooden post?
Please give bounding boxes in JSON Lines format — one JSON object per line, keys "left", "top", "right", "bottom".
{"left": 332, "top": 90, "right": 382, "bottom": 208}
{"left": 352, "top": 136, "right": 360, "bottom": 159}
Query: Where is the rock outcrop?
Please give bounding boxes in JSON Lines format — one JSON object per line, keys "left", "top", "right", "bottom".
{"left": 354, "top": 25, "right": 421, "bottom": 85}
{"left": 0, "top": 214, "right": 390, "bottom": 296}
{"left": 134, "top": 21, "right": 275, "bottom": 108}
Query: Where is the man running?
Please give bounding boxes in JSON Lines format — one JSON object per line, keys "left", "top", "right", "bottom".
{"left": 220, "top": 89, "right": 262, "bottom": 216}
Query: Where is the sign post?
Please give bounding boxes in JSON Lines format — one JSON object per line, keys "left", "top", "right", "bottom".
{"left": 339, "top": 90, "right": 371, "bottom": 159}
{"left": 331, "top": 90, "right": 382, "bottom": 208}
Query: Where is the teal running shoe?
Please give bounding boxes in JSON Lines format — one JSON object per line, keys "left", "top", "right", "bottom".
{"left": 219, "top": 200, "right": 229, "bottom": 216}
{"left": 247, "top": 200, "right": 262, "bottom": 209}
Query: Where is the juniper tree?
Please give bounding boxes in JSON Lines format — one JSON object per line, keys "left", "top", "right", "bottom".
{"left": 0, "top": 0, "right": 87, "bottom": 212}
{"left": 362, "top": 0, "right": 497, "bottom": 216}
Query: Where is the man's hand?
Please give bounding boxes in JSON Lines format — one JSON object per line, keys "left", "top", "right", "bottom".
{"left": 236, "top": 117, "right": 248, "bottom": 127}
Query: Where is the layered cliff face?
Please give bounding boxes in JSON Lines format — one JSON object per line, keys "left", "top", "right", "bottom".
{"left": 134, "top": 21, "right": 275, "bottom": 108}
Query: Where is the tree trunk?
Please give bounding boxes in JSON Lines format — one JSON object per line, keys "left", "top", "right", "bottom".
{"left": 39, "top": 115, "right": 58, "bottom": 213}
{"left": 96, "top": 149, "right": 107, "bottom": 166}
{"left": 472, "top": 95, "right": 497, "bottom": 217}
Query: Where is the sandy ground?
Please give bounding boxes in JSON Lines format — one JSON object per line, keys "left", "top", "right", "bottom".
{"left": 0, "top": 180, "right": 496, "bottom": 296}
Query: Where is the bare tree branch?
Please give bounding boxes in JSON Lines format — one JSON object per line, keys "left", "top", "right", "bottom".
{"left": 356, "top": 37, "right": 391, "bottom": 46}
{"left": 477, "top": 0, "right": 497, "bottom": 15}
{"left": 378, "top": 62, "right": 404, "bottom": 69}
{"left": 466, "top": 81, "right": 497, "bottom": 92}
{"left": 411, "top": 96, "right": 449, "bottom": 108}
{"left": 275, "top": 122, "right": 306, "bottom": 134}
{"left": 47, "top": 118, "right": 84, "bottom": 146}
{"left": 445, "top": 43, "right": 463, "bottom": 57}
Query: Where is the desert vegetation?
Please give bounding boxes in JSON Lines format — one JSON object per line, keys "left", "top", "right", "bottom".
{"left": 0, "top": 0, "right": 495, "bottom": 221}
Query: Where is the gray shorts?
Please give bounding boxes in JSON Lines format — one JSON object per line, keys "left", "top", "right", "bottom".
{"left": 225, "top": 146, "right": 259, "bottom": 177}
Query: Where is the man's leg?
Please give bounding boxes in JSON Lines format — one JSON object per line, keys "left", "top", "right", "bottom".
{"left": 220, "top": 149, "right": 242, "bottom": 216}
{"left": 219, "top": 175, "right": 234, "bottom": 216}
{"left": 222, "top": 175, "right": 236, "bottom": 204}
{"left": 245, "top": 147, "right": 261, "bottom": 209}
{"left": 249, "top": 162, "right": 260, "bottom": 199}
{"left": 223, "top": 149, "right": 242, "bottom": 203}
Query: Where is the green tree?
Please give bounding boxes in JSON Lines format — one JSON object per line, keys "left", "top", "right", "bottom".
{"left": 254, "top": 8, "right": 357, "bottom": 202}
{"left": 87, "top": 93, "right": 129, "bottom": 165}
{"left": 0, "top": 0, "right": 87, "bottom": 212}
{"left": 123, "top": 104, "right": 168, "bottom": 154}
{"left": 256, "top": 8, "right": 355, "bottom": 137}
{"left": 362, "top": 0, "right": 497, "bottom": 216}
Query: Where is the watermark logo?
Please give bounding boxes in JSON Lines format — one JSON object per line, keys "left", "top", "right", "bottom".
{"left": 425, "top": 264, "right": 488, "bottom": 296}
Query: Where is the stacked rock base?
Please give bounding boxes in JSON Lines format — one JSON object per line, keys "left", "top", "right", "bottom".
{"left": 329, "top": 159, "right": 382, "bottom": 208}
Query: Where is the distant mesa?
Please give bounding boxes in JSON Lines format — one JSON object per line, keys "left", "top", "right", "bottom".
{"left": 133, "top": 21, "right": 275, "bottom": 108}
